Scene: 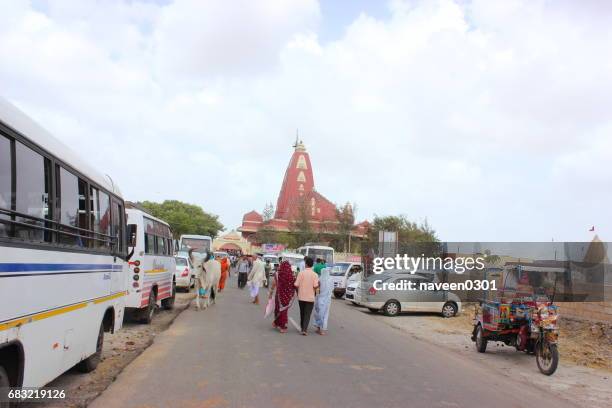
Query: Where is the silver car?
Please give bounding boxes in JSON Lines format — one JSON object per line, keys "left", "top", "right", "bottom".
{"left": 361, "top": 273, "right": 461, "bottom": 318}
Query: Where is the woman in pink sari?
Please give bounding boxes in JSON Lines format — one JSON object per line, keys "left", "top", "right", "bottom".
{"left": 269, "top": 261, "right": 295, "bottom": 333}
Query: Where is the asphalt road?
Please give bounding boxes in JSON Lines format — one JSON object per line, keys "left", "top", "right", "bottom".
{"left": 90, "top": 277, "right": 575, "bottom": 408}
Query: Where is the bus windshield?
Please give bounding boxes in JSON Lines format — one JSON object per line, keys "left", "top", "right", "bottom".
{"left": 308, "top": 248, "right": 334, "bottom": 264}
{"left": 181, "top": 238, "right": 210, "bottom": 253}
{"left": 331, "top": 263, "right": 351, "bottom": 276}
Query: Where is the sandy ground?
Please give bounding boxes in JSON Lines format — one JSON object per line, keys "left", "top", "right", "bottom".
{"left": 357, "top": 301, "right": 612, "bottom": 408}
{"left": 34, "top": 291, "right": 195, "bottom": 408}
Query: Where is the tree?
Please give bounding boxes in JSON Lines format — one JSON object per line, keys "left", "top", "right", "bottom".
{"left": 335, "top": 202, "right": 356, "bottom": 252}
{"left": 254, "top": 203, "right": 277, "bottom": 244}
{"left": 364, "top": 215, "right": 439, "bottom": 257}
{"left": 289, "top": 197, "right": 314, "bottom": 247}
{"left": 139, "top": 200, "right": 224, "bottom": 238}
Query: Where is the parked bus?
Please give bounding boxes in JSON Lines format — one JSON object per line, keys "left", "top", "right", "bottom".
{"left": 125, "top": 207, "right": 176, "bottom": 323}
{"left": 179, "top": 234, "right": 212, "bottom": 255}
{"left": 297, "top": 244, "right": 335, "bottom": 264}
{"left": 0, "top": 97, "right": 128, "bottom": 389}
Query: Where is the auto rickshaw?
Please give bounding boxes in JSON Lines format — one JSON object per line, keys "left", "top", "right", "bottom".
{"left": 471, "top": 265, "right": 560, "bottom": 375}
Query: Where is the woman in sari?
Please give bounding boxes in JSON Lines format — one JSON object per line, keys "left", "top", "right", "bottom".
{"left": 269, "top": 261, "right": 295, "bottom": 333}
{"left": 314, "top": 265, "right": 332, "bottom": 335}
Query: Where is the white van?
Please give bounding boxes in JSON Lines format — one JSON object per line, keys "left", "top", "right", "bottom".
{"left": 330, "top": 262, "right": 363, "bottom": 298}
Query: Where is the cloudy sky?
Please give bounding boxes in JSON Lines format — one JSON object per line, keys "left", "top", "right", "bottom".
{"left": 1, "top": 0, "right": 610, "bottom": 242}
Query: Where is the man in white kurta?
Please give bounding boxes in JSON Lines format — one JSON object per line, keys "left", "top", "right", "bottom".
{"left": 247, "top": 254, "right": 266, "bottom": 304}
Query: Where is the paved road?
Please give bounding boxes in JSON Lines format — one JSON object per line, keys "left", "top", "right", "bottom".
{"left": 91, "top": 277, "right": 574, "bottom": 408}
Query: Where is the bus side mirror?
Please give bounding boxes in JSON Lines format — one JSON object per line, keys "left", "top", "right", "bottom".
{"left": 127, "top": 224, "right": 137, "bottom": 247}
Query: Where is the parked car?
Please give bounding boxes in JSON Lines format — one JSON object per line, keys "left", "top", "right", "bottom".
{"left": 344, "top": 280, "right": 362, "bottom": 305}
{"left": 174, "top": 255, "right": 195, "bottom": 292}
{"left": 361, "top": 273, "right": 462, "bottom": 317}
{"left": 330, "top": 262, "right": 363, "bottom": 298}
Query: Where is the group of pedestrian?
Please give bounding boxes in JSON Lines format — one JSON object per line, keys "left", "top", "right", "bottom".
{"left": 268, "top": 256, "right": 332, "bottom": 336}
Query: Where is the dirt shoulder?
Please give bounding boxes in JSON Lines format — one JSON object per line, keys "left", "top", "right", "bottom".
{"left": 37, "top": 292, "right": 194, "bottom": 408}
{"left": 353, "top": 302, "right": 612, "bottom": 408}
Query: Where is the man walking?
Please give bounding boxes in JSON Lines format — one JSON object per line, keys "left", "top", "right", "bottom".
{"left": 313, "top": 258, "right": 327, "bottom": 276}
{"left": 237, "top": 256, "right": 249, "bottom": 289}
{"left": 294, "top": 257, "right": 319, "bottom": 335}
{"left": 247, "top": 253, "right": 266, "bottom": 305}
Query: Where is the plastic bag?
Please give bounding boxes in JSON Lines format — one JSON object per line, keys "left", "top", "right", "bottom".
{"left": 264, "top": 297, "right": 275, "bottom": 318}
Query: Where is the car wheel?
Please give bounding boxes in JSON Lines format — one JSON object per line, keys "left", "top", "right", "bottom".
{"left": 367, "top": 308, "right": 379, "bottom": 314}
{"left": 442, "top": 302, "right": 457, "bottom": 318}
{"left": 76, "top": 322, "right": 103, "bottom": 373}
{"left": 162, "top": 282, "right": 176, "bottom": 310}
{"left": 475, "top": 324, "right": 487, "bottom": 353}
{"left": 383, "top": 300, "right": 400, "bottom": 317}
{"left": 334, "top": 292, "right": 343, "bottom": 299}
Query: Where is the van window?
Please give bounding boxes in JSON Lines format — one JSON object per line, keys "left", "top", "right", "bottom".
{"left": 176, "top": 257, "right": 187, "bottom": 267}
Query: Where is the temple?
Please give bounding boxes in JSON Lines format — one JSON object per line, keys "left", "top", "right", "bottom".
{"left": 239, "top": 140, "right": 368, "bottom": 243}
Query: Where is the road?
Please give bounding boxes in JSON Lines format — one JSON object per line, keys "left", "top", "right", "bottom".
{"left": 90, "top": 277, "right": 575, "bottom": 408}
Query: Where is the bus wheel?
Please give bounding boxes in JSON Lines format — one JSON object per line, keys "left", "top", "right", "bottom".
{"left": 142, "top": 290, "right": 157, "bottom": 324}
{"left": 162, "top": 283, "right": 176, "bottom": 310}
{"left": 77, "top": 323, "right": 103, "bottom": 373}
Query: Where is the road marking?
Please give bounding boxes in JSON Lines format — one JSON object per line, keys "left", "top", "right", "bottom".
{"left": 288, "top": 317, "right": 301, "bottom": 332}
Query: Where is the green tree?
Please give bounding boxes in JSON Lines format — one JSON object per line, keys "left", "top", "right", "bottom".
{"left": 139, "top": 200, "right": 224, "bottom": 238}
{"left": 289, "top": 197, "right": 314, "bottom": 247}
{"left": 335, "top": 202, "right": 356, "bottom": 252}
{"left": 254, "top": 203, "right": 277, "bottom": 245}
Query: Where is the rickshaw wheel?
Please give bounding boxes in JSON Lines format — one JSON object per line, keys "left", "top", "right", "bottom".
{"left": 475, "top": 324, "right": 487, "bottom": 353}
{"left": 536, "top": 342, "right": 559, "bottom": 375}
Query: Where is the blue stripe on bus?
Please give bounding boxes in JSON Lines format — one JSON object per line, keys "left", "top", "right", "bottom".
{"left": 0, "top": 263, "right": 123, "bottom": 273}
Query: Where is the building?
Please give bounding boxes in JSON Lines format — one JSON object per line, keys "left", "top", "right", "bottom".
{"left": 239, "top": 140, "right": 369, "bottom": 244}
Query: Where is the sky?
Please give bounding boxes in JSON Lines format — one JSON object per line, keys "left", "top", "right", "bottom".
{"left": 0, "top": 0, "right": 610, "bottom": 242}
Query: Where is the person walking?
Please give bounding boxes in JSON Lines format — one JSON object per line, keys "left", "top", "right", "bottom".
{"left": 264, "top": 259, "right": 272, "bottom": 288}
{"left": 236, "top": 256, "right": 249, "bottom": 289}
{"left": 314, "top": 265, "right": 332, "bottom": 335}
{"left": 218, "top": 256, "right": 229, "bottom": 292}
{"left": 313, "top": 258, "right": 327, "bottom": 276}
{"left": 268, "top": 260, "right": 295, "bottom": 333}
{"left": 294, "top": 256, "right": 319, "bottom": 335}
{"left": 247, "top": 253, "right": 266, "bottom": 304}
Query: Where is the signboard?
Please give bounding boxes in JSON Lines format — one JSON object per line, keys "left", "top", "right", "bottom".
{"left": 262, "top": 243, "right": 285, "bottom": 253}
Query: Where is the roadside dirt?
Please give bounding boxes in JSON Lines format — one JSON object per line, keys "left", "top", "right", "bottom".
{"left": 424, "top": 303, "right": 612, "bottom": 371}
{"left": 36, "top": 291, "right": 194, "bottom": 408}
{"left": 359, "top": 301, "right": 612, "bottom": 408}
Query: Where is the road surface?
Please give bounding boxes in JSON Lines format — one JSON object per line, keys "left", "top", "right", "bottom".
{"left": 90, "top": 277, "right": 575, "bottom": 408}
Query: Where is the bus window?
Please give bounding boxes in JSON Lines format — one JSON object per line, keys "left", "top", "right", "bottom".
{"left": 98, "top": 190, "right": 110, "bottom": 249}
{"left": 158, "top": 234, "right": 166, "bottom": 255}
{"left": 15, "top": 142, "right": 51, "bottom": 242}
{"left": 145, "top": 232, "right": 155, "bottom": 254}
{"left": 0, "top": 135, "right": 10, "bottom": 237}
{"left": 111, "top": 200, "right": 124, "bottom": 255}
{"left": 58, "top": 166, "right": 88, "bottom": 247}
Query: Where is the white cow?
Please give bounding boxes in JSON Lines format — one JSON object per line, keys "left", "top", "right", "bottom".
{"left": 200, "top": 257, "right": 221, "bottom": 309}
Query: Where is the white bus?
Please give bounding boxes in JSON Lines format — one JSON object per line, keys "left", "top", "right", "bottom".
{"left": 297, "top": 244, "right": 335, "bottom": 265}
{"left": 0, "top": 97, "right": 128, "bottom": 389}
{"left": 178, "top": 234, "right": 212, "bottom": 256}
{"left": 125, "top": 207, "right": 176, "bottom": 323}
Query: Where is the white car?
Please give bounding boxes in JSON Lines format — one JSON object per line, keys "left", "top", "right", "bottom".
{"left": 174, "top": 255, "right": 194, "bottom": 291}
{"left": 330, "top": 262, "right": 363, "bottom": 299}
{"left": 344, "top": 272, "right": 364, "bottom": 305}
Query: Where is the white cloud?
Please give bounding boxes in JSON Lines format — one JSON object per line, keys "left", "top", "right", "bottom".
{"left": 0, "top": 0, "right": 610, "bottom": 241}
